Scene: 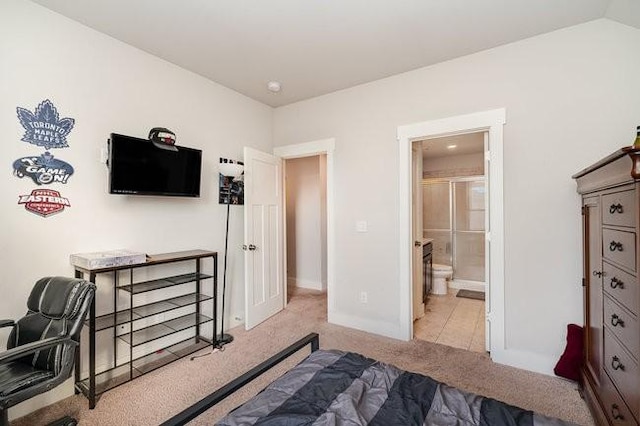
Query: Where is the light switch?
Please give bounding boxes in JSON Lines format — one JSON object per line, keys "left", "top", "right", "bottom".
{"left": 356, "top": 221, "right": 368, "bottom": 233}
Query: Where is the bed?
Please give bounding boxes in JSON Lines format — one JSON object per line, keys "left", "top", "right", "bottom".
{"left": 161, "top": 333, "right": 577, "bottom": 426}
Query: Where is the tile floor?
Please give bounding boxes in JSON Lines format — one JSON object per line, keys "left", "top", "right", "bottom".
{"left": 414, "top": 288, "right": 487, "bottom": 354}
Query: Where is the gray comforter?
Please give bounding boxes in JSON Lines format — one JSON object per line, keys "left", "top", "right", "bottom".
{"left": 217, "top": 350, "right": 576, "bottom": 426}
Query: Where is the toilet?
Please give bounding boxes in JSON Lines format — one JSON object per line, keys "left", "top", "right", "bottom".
{"left": 432, "top": 263, "right": 453, "bottom": 295}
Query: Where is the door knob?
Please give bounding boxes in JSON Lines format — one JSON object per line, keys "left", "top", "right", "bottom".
{"left": 248, "top": 244, "right": 257, "bottom": 251}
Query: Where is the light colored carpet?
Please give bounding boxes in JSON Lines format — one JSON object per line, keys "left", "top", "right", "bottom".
{"left": 12, "top": 288, "right": 593, "bottom": 425}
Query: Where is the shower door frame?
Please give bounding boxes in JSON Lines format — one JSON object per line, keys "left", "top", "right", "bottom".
{"left": 422, "top": 176, "right": 486, "bottom": 285}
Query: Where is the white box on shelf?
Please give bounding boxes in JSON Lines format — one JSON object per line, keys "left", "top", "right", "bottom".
{"left": 70, "top": 249, "right": 147, "bottom": 269}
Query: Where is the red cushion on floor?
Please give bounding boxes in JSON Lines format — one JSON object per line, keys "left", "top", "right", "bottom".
{"left": 554, "top": 323, "right": 584, "bottom": 381}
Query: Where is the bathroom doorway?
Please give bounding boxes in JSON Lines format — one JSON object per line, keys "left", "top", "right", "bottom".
{"left": 414, "top": 132, "right": 488, "bottom": 353}
{"left": 398, "top": 108, "right": 505, "bottom": 363}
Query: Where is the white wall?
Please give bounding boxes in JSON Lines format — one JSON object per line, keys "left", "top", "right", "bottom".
{"left": 273, "top": 19, "right": 640, "bottom": 373}
{"left": 285, "top": 156, "right": 326, "bottom": 290}
{"left": 0, "top": 0, "right": 272, "bottom": 418}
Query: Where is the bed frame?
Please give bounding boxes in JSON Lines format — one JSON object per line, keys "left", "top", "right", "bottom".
{"left": 160, "top": 333, "right": 320, "bottom": 426}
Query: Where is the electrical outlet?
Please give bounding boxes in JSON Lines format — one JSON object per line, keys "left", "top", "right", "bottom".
{"left": 359, "top": 291, "right": 368, "bottom": 303}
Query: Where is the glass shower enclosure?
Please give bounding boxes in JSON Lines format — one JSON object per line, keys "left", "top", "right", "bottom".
{"left": 423, "top": 177, "right": 485, "bottom": 283}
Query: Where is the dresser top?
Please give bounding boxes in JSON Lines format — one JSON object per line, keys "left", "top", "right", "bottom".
{"left": 572, "top": 146, "right": 639, "bottom": 179}
{"left": 573, "top": 146, "right": 640, "bottom": 194}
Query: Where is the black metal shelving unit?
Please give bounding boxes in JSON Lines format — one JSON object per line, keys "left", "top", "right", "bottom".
{"left": 73, "top": 250, "right": 218, "bottom": 409}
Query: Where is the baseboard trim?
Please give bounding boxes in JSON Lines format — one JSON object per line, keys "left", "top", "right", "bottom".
{"left": 328, "top": 311, "right": 403, "bottom": 340}
{"left": 491, "top": 347, "right": 557, "bottom": 376}
{"left": 288, "top": 276, "right": 324, "bottom": 291}
{"left": 449, "top": 280, "right": 485, "bottom": 292}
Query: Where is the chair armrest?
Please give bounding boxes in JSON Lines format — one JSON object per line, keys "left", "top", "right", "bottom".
{"left": 0, "top": 319, "right": 15, "bottom": 328}
{"left": 0, "top": 336, "right": 76, "bottom": 365}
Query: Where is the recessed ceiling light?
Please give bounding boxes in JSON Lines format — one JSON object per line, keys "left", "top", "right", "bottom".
{"left": 447, "top": 144, "right": 457, "bottom": 149}
{"left": 267, "top": 81, "right": 281, "bottom": 93}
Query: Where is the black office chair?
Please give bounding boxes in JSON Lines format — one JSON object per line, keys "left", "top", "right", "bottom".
{"left": 0, "top": 277, "right": 95, "bottom": 426}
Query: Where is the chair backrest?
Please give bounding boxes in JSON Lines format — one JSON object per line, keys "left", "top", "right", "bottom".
{"left": 7, "top": 277, "right": 95, "bottom": 374}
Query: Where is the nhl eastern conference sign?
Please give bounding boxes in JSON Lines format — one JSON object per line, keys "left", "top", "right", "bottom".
{"left": 18, "top": 189, "right": 70, "bottom": 217}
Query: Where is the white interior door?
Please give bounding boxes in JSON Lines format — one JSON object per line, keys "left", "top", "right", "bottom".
{"left": 412, "top": 142, "right": 424, "bottom": 320}
{"left": 243, "top": 147, "right": 284, "bottom": 329}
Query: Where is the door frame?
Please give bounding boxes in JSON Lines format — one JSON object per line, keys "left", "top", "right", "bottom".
{"left": 274, "top": 138, "right": 335, "bottom": 315}
{"left": 397, "top": 108, "right": 506, "bottom": 360}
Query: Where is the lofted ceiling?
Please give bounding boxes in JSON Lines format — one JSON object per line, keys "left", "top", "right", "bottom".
{"left": 29, "top": 0, "right": 640, "bottom": 107}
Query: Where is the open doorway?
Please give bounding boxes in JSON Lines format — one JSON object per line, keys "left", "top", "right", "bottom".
{"left": 284, "top": 155, "right": 328, "bottom": 303}
{"left": 273, "top": 138, "right": 335, "bottom": 324}
{"left": 414, "top": 133, "right": 487, "bottom": 353}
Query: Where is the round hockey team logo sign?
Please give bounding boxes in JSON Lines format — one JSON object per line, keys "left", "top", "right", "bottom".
{"left": 18, "top": 189, "right": 71, "bottom": 217}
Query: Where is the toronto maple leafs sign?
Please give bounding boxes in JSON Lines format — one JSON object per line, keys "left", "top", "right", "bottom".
{"left": 13, "top": 152, "right": 74, "bottom": 185}
{"left": 16, "top": 99, "right": 75, "bottom": 149}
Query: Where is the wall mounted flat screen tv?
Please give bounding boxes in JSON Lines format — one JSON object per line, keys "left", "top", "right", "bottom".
{"left": 108, "top": 133, "right": 202, "bottom": 197}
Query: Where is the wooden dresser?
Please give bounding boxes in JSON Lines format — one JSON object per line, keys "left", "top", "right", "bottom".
{"left": 574, "top": 147, "right": 640, "bottom": 426}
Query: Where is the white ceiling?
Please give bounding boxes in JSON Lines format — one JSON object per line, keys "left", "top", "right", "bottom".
{"left": 29, "top": 0, "right": 640, "bottom": 107}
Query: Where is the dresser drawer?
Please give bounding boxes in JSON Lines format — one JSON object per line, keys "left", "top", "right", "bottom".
{"left": 603, "top": 228, "right": 637, "bottom": 272}
{"left": 604, "top": 329, "right": 640, "bottom": 416}
{"left": 602, "top": 370, "right": 639, "bottom": 426}
{"left": 604, "top": 262, "right": 639, "bottom": 316}
{"left": 604, "top": 294, "right": 640, "bottom": 359}
{"left": 603, "top": 190, "right": 637, "bottom": 228}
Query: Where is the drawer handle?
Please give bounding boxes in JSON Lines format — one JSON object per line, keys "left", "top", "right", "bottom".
{"left": 611, "top": 314, "right": 625, "bottom": 327}
{"left": 611, "top": 404, "right": 625, "bottom": 420}
{"left": 593, "top": 270, "right": 603, "bottom": 278}
{"left": 610, "top": 277, "right": 624, "bottom": 289}
{"left": 611, "top": 356, "right": 625, "bottom": 371}
{"left": 609, "top": 203, "right": 624, "bottom": 214}
{"left": 609, "top": 241, "right": 624, "bottom": 252}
